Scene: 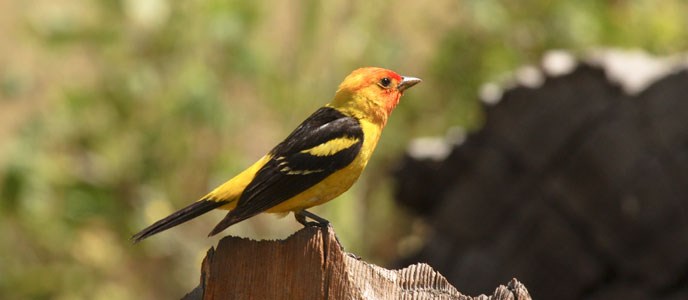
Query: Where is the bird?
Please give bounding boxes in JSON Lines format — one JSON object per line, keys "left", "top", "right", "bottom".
{"left": 132, "top": 67, "right": 421, "bottom": 242}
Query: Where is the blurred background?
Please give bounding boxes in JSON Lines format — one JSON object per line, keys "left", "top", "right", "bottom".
{"left": 1, "top": 0, "right": 687, "bottom": 299}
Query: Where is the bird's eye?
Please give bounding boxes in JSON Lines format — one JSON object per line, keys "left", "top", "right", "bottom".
{"left": 378, "top": 77, "right": 392, "bottom": 88}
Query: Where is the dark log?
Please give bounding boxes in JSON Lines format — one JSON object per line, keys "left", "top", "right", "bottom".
{"left": 394, "top": 50, "right": 688, "bottom": 300}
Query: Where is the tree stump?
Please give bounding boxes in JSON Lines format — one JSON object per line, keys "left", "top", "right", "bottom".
{"left": 182, "top": 226, "right": 530, "bottom": 300}
{"left": 394, "top": 50, "right": 688, "bottom": 299}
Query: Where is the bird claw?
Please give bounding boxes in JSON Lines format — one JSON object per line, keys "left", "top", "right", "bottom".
{"left": 294, "top": 210, "right": 330, "bottom": 228}
{"left": 303, "top": 221, "right": 326, "bottom": 228}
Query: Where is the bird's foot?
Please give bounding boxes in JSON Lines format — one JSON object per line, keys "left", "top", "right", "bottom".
{"left": 345, "top": 252, "right": 361, "bottom": 260}
{"left": 295, "top": 210, "right": 349, "bottom": 251}
{"left": 294, "top": 210, "right": 330, "bottom": 228}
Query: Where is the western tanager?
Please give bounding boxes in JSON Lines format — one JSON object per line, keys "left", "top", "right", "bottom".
{"left": 132, "top": 67, "right": 420, "bottom": 242}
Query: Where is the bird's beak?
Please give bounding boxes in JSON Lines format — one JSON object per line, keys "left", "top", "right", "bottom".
{"left": 398, "top": 76, "right": 422, "bottom": 92}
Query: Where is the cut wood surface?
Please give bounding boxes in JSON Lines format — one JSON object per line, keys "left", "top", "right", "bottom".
{"left": 182, "top": 226, "right": 530, "bottom": 300}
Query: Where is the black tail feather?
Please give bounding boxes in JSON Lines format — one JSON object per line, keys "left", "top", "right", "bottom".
{"left": 132, "top": 199, "right": 228, "bottom": 243}
{"left": 208, "top": 212, "right": 254, "bottom": 237}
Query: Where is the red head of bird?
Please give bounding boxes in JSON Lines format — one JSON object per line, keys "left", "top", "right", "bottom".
{"left": 330, "top": 67, "right": 421, "bottom": 126}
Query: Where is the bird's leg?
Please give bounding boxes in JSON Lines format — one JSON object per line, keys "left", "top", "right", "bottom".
{"left": 300, "top": 210, "right": 330, "bottom": 225}
{"left": 294, "top": 211, "right": 316, "bottom": 227}
{"left": 295, "top": 210, "right": 350, "bottom": 252}
{"left": 294, "top": 210, "right": 330, "bottom": 227}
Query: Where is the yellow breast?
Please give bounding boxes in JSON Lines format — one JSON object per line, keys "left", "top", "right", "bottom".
{"left": 266, "top": 119, "right": 382, "bottom": 213}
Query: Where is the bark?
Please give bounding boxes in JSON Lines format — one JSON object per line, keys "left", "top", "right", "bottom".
{"left": 394, "top": 50, "right": 688, "bottom": 300}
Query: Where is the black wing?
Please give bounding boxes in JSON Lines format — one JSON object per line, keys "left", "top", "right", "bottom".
{"left": 209, "top": 107, "right": 363, "bottom": 235}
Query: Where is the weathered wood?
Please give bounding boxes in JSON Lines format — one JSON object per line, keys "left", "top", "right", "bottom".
{"left": 394, "top": 50, "right": 688, "bottom": 299}
{"left": 182, "top": 226, "right": 530, "bottom": 300}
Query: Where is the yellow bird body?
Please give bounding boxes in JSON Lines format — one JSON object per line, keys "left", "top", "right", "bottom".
{"left": 132, "top": 67, "right": 420, "bottom": 242}
{"left": 205, "top": 119, "right": 381, "bottom": 214}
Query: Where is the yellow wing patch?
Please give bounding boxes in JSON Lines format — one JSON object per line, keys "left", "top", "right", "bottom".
{"left": 280, "top": 166, "right": 324, "bottom": 175}
{"left": 300, "top": 137, "right": 360, "bottom": 157}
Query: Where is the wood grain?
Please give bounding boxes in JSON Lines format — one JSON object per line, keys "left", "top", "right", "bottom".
{"left": 182, "top": 226, "right": 530, "bottom": 300}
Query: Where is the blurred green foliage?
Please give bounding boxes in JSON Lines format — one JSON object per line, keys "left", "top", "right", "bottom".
{"left": 1, "top": 0, "right": 687, "bottom": 299}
